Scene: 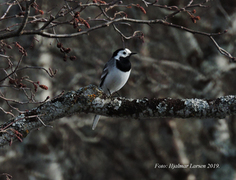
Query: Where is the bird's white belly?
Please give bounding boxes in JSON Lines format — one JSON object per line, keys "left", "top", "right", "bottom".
{"left": 101, "top": 68, "right": 131, "bottom": 95}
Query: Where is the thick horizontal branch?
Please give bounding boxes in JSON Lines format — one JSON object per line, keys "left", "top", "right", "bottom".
{"left": 1, "top": 84, "right": 236, "bottom": 147}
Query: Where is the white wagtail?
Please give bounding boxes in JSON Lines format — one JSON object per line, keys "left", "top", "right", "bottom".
{"left": 92, "top": 48, "right": 136, "bottom": 130}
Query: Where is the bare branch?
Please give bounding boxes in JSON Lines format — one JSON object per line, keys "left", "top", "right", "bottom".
{"left": 112, "top": 24, "right": 143, "bottom": 40}
{"left": 17, "top": 18, "right": 225, "bottom": 38}
{"left": 0, "top": 3, "right": 13, "bottom": 19}
{"left": 0, "top": 92, "right": 49, "bottom": 105}
{"left": 209, "top": 36, "right": 235, "bottom": 61}
{"left": 0, "top": 0, "right": 233, "bottom": 60}
{"left": 16, "top": 66, "right": 57, "bottom": 77}
{"left": 10, "top": 16, "right": 231, "bottom": 60}
{"left": 0, "top": 55, "right": 24, "bottom": 83}
{"left": 0, "top": 0, "right": 35, "bottom": 40}
{"left": 0, "top": 107, "right": 15, "bottom": 117}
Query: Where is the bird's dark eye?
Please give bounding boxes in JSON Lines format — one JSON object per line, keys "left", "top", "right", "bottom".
{"left": 123, "top": 52, "right": 126, "bottom": 55}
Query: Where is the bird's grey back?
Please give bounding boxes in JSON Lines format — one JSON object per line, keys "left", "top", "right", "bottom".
{"left": 99, "top": 57, "right": 115, "bottom": 88}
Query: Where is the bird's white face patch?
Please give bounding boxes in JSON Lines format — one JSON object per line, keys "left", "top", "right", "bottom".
{"left": 114, "top": 48, "right": 132, "bottom": 60}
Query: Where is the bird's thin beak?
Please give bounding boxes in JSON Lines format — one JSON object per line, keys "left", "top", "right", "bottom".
{"left": 131, "top": 52, "right": 137, "bottom": 56}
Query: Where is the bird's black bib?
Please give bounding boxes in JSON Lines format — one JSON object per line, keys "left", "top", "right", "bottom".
{"left": 116, "top": 57, "right": 131, "bottom": 72}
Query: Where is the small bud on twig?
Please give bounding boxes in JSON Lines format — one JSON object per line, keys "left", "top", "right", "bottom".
{"left": 39, "top": 85, "right": 48, "bottom": 90}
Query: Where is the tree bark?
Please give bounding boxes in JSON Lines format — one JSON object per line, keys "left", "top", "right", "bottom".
{"left": 1, "top": 84, "right": 236, "bottom": 148}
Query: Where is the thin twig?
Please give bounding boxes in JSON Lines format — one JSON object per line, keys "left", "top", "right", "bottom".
{"left": 0, "top": 0, "right": 35, "bottom": 39}
{"left": 0, "top": 94, "right": 49, "bottom": 105}
{"left": 209, "top": 36, "right": 235, "bottom": 61}
{"left": 0, "top": 107, "right": 15, "bottom": 117}
{"left": 37, "top": 116, "right": 53, "bottom": 128}
{"left": 0, "top": 3, "right": 13, "bottom": 19}
{"left": 0, "top": 55, "right": 24, "bottom": 83}
{"left": 113, "top": 24, "right": 143, "bottom": 40}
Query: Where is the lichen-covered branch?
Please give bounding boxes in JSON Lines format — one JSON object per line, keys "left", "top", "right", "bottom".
{"left": 1, "top": 84, "right": 236, "bottom": 148}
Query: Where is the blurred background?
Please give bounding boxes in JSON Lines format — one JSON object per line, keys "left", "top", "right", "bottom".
{"left": 0, "top": 0, "right": 236, "bottom": 179}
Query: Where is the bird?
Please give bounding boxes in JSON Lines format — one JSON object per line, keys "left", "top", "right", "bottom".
{"left": 92, "top": 48, "right": 136, "bottom": 130}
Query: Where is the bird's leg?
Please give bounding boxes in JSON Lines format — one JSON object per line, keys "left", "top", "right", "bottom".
{"left": 110, "top": 91, "right": 120, "bottom": 101}
{"left": 114, "top": 91, "right": 120, "bottom": 97}
{"left": 107, "top": 88, "right": 112, "bottom": 97}
{"left": 106, "top": 88, "right": 118, "bottom": 100}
